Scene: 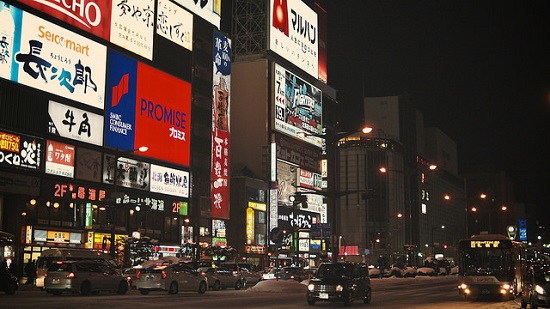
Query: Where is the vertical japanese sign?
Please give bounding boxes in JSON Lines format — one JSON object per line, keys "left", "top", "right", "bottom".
{"left": 211, "top": 31, "right": 230, "bottom": 219}
{"left": 45, "top": 140, "right": 75, "bottom": 178}
{"left": 0, "top": 2, "right": 22, "bottom": 81}
{"left": 48, "top": 100, "right": 104, "bottom": 146}
{"left": 156, "top": 0, "right": 193, "bottom": 51}
{"left": 105, "top": 50, "right": 191, "bottom": 166}
{"left": 14, "top": 11, "right": 107, "bottom": 109}
{"left": 110, "top": 0, "right": 155, "bottom": 60}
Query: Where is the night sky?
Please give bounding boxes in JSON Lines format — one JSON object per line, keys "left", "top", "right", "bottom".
{"left": 223, "top": 1, "right": 550, "bottom": 223}
{"left": 307, "top": 0, "right": 550, "bottom": 223}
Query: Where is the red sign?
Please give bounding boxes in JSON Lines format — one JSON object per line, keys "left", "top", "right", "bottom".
{"left": 18, "top": 0, "right": 112, "bottom": 40}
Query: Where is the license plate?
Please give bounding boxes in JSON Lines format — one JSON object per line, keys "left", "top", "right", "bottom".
{"left": 52, "top": 279, "right": 60, "bottom": 284}
{"left": 319, "top": 293, "right": 328, "bottom": 299}
{"left": 481, "top": 289, "right": 490, "bottom": 294}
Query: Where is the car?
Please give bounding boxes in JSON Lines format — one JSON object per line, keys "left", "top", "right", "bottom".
{"left": 306, "top": 262, "right": 372, "bottom": 306}
{"left": 123, "top": 268, "right": 138, "bottom": 289}
{"left": 276, "top": 266, "right": 310, "bottom": 281}
{"left": 261, "top": 268, "right": 280, "bottom": 281}
{"left": 0, "top": 270, "right": 18, "bottom": 295}
{"left": 199, "top": 267, "right": 245, "bottom": 290}
{"left": 134, "top": 263, "right": 208, "bottom": 295}
{"left": 521, "top": 268, "right": 550, "bottom": 308}
{"left": 44, "top": 261, "right": 128, "bottom": 296}
{"left": 222, "top": 263, "right": 262, "bottom": 286}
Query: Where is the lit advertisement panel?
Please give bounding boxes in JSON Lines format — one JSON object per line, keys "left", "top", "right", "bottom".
{"left": 211, "top": 31, "right": 230, "bottom": 219}
{"left": 48, "top": 100, "right": 104, "bottom": 146}
{"left": 14, "top": 11, "right": 107, "bottom": 109}
{"left": 17, "top": 0, "right": 112, "bottom": 41}
{"left": 157, "top": 0, "right": 193, "bottom": 51}
{"left": 274, "top": 64, "right": 323, "bottom": 148}
{"left": 102, "top": 154, "right": 150, "bottom": 190}
{"left": 0, "top": 2, "right": 23, "bottom": 81}
{"left": 110, "top": 0, "right": 155, "bottom": 60}
{"left": 0, "top": 130, "right": 42, "bottom": 170}
{"left": 270, "top": 0, "right": 318, "bottom": 79}
{"left": 173, "top": 0, "right": 221, "bottom": 29}
{"left": 45, "top": 140, "right": 75, "bottom": 178}
{"left": 105, "top": 50, "right": 191, "bottom": 166}
{"left": 150, "top": 164, "right": 189, "bottom": 198}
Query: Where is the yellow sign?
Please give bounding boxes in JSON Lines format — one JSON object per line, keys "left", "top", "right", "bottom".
{"left": 248, "top": 201, "right": 266, "bottom": 211}
{"left": 246, "top": 207, "right": 254, "bottom": 244}
{"left": 470, "top": 240, "right": 501, "bottom": 248}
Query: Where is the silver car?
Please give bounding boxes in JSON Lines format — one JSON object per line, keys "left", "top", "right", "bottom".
{"left": 44, "top": 261, "right": 128, "bottom": 296}
{"left": 135, "top": 263, "right": 208, "bottom": 295}
{"left": 199, "top": 267, "right": 245, "bottom": 290}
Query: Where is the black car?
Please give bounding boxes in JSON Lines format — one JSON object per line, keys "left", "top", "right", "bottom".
{"left": 306, "top": 262, "right": 371, "bottom": 306}
{"left": 521, "top": 268, "right": 550, "bottom": 308}
{"left": 0, "top": 271, "right": 19, "bottom": 295}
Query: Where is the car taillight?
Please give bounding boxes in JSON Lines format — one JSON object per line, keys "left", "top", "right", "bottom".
{"left": 290, "top": 275, "right": 295, "bottom": 279}
{"left": 44, "top": 273, "right": 48, "bottom": 278}
{"left": 67, "top": 272, "right": 75, "bottom": 279}
{"left": 162, "top": 270, "right": 167, "bottom": 279}
{"left": 136, "top": 271, "right": 141, "bottom": 279}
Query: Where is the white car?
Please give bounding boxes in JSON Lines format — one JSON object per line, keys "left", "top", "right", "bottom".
{"left": 135, "top": 263, "right": 208, "bottom": 295}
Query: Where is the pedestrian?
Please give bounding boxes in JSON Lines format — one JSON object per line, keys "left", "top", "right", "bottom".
{"left": 24, "top": 258, "right": 36, "bottom": 285}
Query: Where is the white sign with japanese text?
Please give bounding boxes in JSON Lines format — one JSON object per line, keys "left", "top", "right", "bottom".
{"left": 48, "top": 101, "right": 104, "bottom": 146}
{"left": 110, "top": 0, "right": 155, "bottom": 60}
{"left": 157, "top": 0, "right": 193, "bottom": 51}
{"left": 150, "top": 164, "right": 189, "bottom": 198}
{"left": 16, "top": 12, "right": 107, "bottom": 109}
{"left": 173, "top": 0, "right": 221, "bottom": 29}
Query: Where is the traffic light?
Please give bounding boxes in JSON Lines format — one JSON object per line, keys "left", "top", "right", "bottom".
{"left": 443, "top": 244, "right": 448, "bottom": 249}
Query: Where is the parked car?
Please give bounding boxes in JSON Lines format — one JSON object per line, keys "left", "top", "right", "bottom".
{"left": 222, "top": 263, "right": 262, "bottom": 286}
{"left": 199, "top": 267, "right": 244, "bottom": 290}
{"left": 521, "top": 268, "right": 550, "bottom": 308}
{"left": 0, "top": 270, "right": 18, "bottom": 295}
{"left": 261, "top": 268, "right": 280, "bottom": 281}
{"left": 134, "top": 263, "right": 208, "bottom": 295}
{"left": 44, "top": 261, "right": 128, "bottom": 295}
{"left": 276, "top": 266, "right": 310, "bottom": 281}
{"left": 123, "top": 268, "right": 138, "bottom": 289}
{"left": 306, "top": 262, "right": 372, "bottom": 306}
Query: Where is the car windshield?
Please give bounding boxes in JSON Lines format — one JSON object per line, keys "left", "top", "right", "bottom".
{"left": 315, "top": 264, "right": 353, "bottom": 279}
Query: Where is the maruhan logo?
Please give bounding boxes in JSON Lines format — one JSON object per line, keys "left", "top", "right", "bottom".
{"left": 30, "top": 0, "right": 103, "bottom": 29}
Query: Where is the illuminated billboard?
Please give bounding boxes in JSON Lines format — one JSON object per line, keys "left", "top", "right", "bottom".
{"left": 157, "top": 0, "right": 193, "bottom": 51}
{"left": 0, "top": 130, "right": 42, "bottom": 170}
{"left": 48, "top": 100, "right": 104, "bottom": 146}
{"left": 45, "top": 140, "right": 75, "bottom": 178}
{"left": 150, "top": 164, "right": 189, "bottom": 198}
{"left": 274, "top": 64, "right": 323, "bottom": 148}
{"left": 211, "top": 31, "right": 231, "bottom": 219}
{"left": 105, "top": 50, "right": 191, "bottom": 166}
{"left": 173, "top": 0, "right": 221, "bottom": 29}
{"left": 1, "top": 5, "right": 107, "bottom": 109}
{"left": 269, "top": 0, "right": 318, "bottom": 79}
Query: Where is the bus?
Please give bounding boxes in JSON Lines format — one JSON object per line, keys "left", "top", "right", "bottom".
{"left": 35, "top": 248, "right": 117, "bottom": 288}
{"left": 457, "top": 233, "right": 526, "bottom": 299}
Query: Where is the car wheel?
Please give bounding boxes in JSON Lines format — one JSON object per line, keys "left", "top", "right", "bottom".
{"left": 212, "top": 280, "right": 221, "bottom": 291}
{"left": 363, "top": 287, "right": 372, "bottom": 304}
{"left": 198, "top": 281, "right": 207, "bottom": 294}
{"left": 117, "top": 280, "right": 128, "bottom": 295}
{"left": 344, "top": 291, "right": 354, "bottom": 306}
{"left": 168, "top": 281, "right": 178, "bottom": 294}
{"left": 307, "top": 296, "right": 316, "bottom": 305}
{"left": 80, "top": 281, "right": 92, "bottom": 296}
{"left": 235, "top": 280, "right": 243, "bottom": 290}
{"left": 139, "top": 289, "right": 150, "bottom": 295}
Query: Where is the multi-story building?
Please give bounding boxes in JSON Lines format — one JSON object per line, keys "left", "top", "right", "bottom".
{"left": 336, "top": 95, "right": 466, "bottom": 266}
{"left": 0, "top": 0, "right": 229, "bottom": 272}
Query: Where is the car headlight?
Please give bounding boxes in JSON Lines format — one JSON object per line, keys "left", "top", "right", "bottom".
{"left": 336, "top": 285, "right": 343, "bottom": 292}
{"left": 459, "top": 283, "right": 468, "bottom": 290}
{"left": 501, "top": 284, "right": 511, "bottom": 290}
{"left": 308, "top": 284, "right": 315, "bottom": 291}
{"left": 535, "top": 285, "right": 546, "bottom": 295}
